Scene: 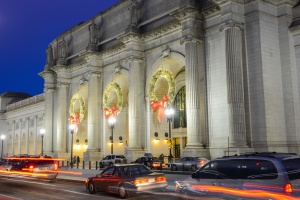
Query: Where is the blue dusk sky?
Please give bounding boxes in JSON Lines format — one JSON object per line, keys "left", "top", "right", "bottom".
{"left": 0, "top": 0, "right": 120, "bottom": 96}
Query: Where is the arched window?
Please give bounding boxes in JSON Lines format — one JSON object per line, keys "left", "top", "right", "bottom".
{"left": 173, "top": 86, "right": 186, "bottom": 128}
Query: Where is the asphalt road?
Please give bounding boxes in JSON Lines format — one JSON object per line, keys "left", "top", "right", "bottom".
{"left": 0, "top": 173, "right": 189, "bottom": 200}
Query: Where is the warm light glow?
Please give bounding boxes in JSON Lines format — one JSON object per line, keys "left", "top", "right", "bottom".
{"left": 0, "top": 135, "right": 5, "bottom": 140}
{"left": 84, "top": 144, "right": 88, "bottom": 149}
{"left": 39, "top": 129, "right": 45, "bottom": 135}
{"left": 74, "top": 144, "right": 81, "bottom": 150}
{"left": 108, "top": 116, "right": 116, "bottom": 126}
{"left": 69, "top": 124, "right": 75, "bottom": 131}
{"left": 165, "top": 107, "right": 174, "bottom": 116}
{"left": 154, "top": 139, "right": 160, "bottom": 143}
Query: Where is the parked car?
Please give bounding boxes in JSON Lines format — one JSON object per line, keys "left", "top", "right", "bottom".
{"left": 99, "top": 154, "right": 127, "bottom": 168}
{"left": 85, "top": 164, "right": 167, "bottom": 198}
{"left": 0, "top": 154, "right": 58, "bottom": 181}
{"left": 175, "top": 152, "right": 300, "bottom": 199}
{"left": 170, "top": 156, "right": 209, "bottom": 171}
{"left": 131, "top": 156, "right": 165, "bottom": 169}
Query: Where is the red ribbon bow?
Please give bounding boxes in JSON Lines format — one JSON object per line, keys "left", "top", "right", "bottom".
{"left": 104, "top": 104, "right": 118, "bottom": 119}
{"left": 69, "top": 112, "right": 80, "bottom": 133}
{"left": 150, "top": 94, "right": 169, "bottom": 123}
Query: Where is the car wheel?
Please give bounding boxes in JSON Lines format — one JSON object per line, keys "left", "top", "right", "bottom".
{"left": 88, "top": 181, "right": 96, "bottom": 194}
{"left": 191, "top": 165, "right": 197, "bottom": 171}
{"left": 118, "top": 184, "right": 127, "bottom": 199}
{"left": 171, "top": 164, "right": 177, "bottom": 171}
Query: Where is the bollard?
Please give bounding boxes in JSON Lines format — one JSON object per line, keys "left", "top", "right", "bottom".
{"left": 99, "top": 161, "right": 101, "bottom": 170}
{"left": 89, "top": 161, "right": 91, "bottom": 169}
{"left": 67, "top": 161, "right": 69, "bottom": 167}
{"left": 83, "top": 161, "right": 85, "bottom": 169}
{"left": 96, "top": 161, "right": 98, "bottom": 170}
{"left": 62, "top": 161, "right": 64, "bottom": 167}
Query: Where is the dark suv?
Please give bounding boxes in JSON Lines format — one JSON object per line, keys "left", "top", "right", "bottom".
{"left": 175, "top": 152, "right": 300, "bottom": 199}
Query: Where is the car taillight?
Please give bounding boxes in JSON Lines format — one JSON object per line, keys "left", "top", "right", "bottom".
{"left": 284, "top": 183, "right": 292, "bottom": 193}
{"left": 133, "top": 178, "right": 149, "bottom": 185}
{"left": 54, "top": 164, "right": 58, "bottom": 171}
{"left": 155, "top": 176, "right": 166, "bottom": 182}
{"left": 199, "top": 160, "right": 204, "bottom": 165}
{"left": 29, "top": 165, "right": 34, "bottom": 169}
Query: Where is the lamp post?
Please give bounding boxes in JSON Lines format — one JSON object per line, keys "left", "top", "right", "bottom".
{"left": 69, "top": 124, "right": 75, "bottom": 168}
{"left": 39, "top": 129, "right": 45, "bottom": 156}
{"left": 1, "top": 135, "right": 5, "bottom": 159}
{"left": 108, "top": 117, "right": 116, "bottom": 154}
{"left": 165, "top": 107, "right": 174, "bottom": 162}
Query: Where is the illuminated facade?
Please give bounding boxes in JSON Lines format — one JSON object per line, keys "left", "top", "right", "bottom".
{"left": 1, "top": 0, "right": 300, "bottom": 162}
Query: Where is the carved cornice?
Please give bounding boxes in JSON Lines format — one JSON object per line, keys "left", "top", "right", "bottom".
{"left": 126, "top": 56, "right": 144, "bottom": 64}
{"left": 100, "top": 43, "right": 126, "bottom": 57}
{"left": 51, "top": 65, "right": 70, "bottom": 74}
{"left": 68, "top": 60, "right": 87, "bottom": 71}
{"left": 38, "top": 70, "right": 55, "bottom": 79}
{"left": 118, "top": 32, "right": 142, "bottom": 44}
{"left": 211, "top": 0, "right": 244, "bottom": 5}
{"left": 244, "top": 0, "right": 298, "bottom": 7}
{"left": 180, "top": 35, "right": 203, "bottom": 45}
{"left": 289, "top": 25, "right": 300, "bottom": 38}
{"left": 171, "top": 7, "right": 201, "bottom": 22}
{"left": 142, "top": 20, "right": 181, "bottom": 41}
{"left": 219, "top": 20, "right": 244, "bottom": 32}
{"left": 202, "top": 4, "right": 221, "bottom": 17}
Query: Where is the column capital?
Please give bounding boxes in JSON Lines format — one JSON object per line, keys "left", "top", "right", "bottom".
{"left": 219, "top": 20, "right": 244, "bottom": 32}
{"left": 180, "top": 35, "right": 203, "bottom": 45}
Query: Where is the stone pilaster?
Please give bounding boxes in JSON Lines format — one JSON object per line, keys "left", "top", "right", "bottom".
{"left": 174, "top": 7, "right": 208, "bottom": 155}
{"left": 26, "top": 118, "right": 29, "bottom": 154}
{"left": 39, "top": 70, "right": 56, "bottom": 156}
{"left": 145, "top": 97, "right": 151, "bottom": 153}
{"left": 118, "top": 32, "right": 146, "bottom": 162}
{"left": 56, "top": 83, "right": 69, "bottom": 153}
{"left": 18, "top": 120, "right": 21, "bottom": 154}
{"left": 34, "top": 116, "right": 37, "bottom": 155}
{"left": 220, "top": 20, "right": 247, "bottom": 147}
{"left": 12, "top": 121, "right": 15, "bottom": 155}
{"left": 127, "top": 57, "right": 143, "bottom": 150}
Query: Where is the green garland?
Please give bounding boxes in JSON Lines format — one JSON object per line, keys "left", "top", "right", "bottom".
{"left": 149, "top": 68, "right": 175, "bottom": 102}
{"left": 69, "top": 93, "right": 85, "bottom": 122}
{"left": 103, "top": 82, "right": 123, "bottom": 114}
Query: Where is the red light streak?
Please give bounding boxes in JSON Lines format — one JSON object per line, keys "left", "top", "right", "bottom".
{"left": 191, "top": 185, "right": 299, "bottom": 200}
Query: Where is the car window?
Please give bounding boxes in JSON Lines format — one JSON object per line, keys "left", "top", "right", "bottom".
{"left": 102, "top": 167, "right": 115, "bottom": 176}
{"left": 282, "top": 158, "right": 300, "bottom": 180}
{"left": 180, "top": 158, "right": 187, "bottom": 162}
{"left": 116, "top": 155, "right": 125, "bottom": 159}
{"left": 128, "top": 165, "right": 152, "bottom": 176}
{"left": 194, "top": 170, "right": 220, "bottom": 179}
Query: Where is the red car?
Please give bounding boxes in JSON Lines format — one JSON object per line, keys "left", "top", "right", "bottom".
{"left": 85, "top": 164, "right": 167, "bottom": 198}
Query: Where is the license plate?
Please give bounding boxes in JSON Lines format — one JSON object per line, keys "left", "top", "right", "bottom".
{"left": 39, "top": 167, "right": 49, "bottom": 170}
{"left": 149, "top": 178, "right": 155, "bottom": 183}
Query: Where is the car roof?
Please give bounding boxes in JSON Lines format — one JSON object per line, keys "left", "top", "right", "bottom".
{"left": 216, "top": 152, "right": 300, "bottom": 161}
{"left": 114, "top": 163, "right": 144, "bottom": 167}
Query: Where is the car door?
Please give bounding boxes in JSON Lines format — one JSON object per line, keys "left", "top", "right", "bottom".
{"left": 97, "top": 167, "right": 116, "bottom": 192}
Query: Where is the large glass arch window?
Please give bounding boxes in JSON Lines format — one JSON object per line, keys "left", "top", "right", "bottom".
{"left": 173, "top": 86, "right": 186, "bottom": 128}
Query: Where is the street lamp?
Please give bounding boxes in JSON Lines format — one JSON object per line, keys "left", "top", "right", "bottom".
{"left": 165, "top": 107, "right": 174, "bottom": 162}
{"left": 39, "top": 129, "right": 45, "bottom": 156}
{"left": 108, "top": 116, "right": 116, "bottom": 154}
{"left": 69, "top": 124, "right": 75, "bottom": 168}
{"left": 1, "top": 135, "right": 5, "bottom": 159}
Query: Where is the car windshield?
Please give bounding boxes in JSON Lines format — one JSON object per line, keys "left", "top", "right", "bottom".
{"left": 282, "top": 158, "right": 300, "bottom": 180}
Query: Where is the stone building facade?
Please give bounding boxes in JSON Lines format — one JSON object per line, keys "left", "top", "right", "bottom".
{"left": 1, "top": 0, "right": 300, "bottom": 162}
